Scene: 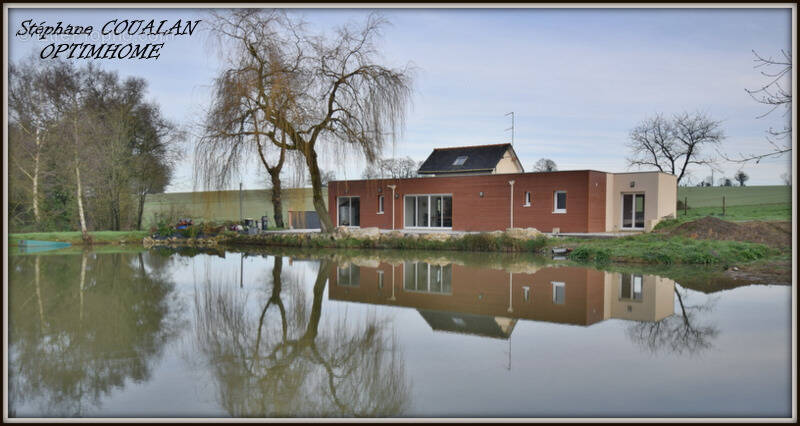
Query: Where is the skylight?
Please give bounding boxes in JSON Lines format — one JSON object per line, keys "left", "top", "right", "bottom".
{"left": 453, "top": 156, "right": 468, "bottom": 166}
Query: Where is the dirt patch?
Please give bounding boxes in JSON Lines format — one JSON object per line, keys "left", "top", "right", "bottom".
{"left": 662, "top": 216, "right": 791, "bottom": 249}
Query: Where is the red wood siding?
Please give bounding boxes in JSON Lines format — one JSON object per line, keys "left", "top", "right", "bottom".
{"left": 327, "top": 170, "right": 608, "bottom": 233}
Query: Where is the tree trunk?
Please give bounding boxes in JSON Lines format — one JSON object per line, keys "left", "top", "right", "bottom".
{"left": 304, "top": 148, "right": 334, "bottom": 233}
{"left": 269, "top": 170, "right": 285, "bottom": 229}
{"left": 302, "top": 259, "right": 331, "bottom": 342}
{"left": 75, "top": 161, "right": 89, "bottom": 242}
{"left": 73, "top": 116, "right": 89, "bottom": 243}
{"left": 32, "top": 129, "right": 41, "bottom": 225}
{"left": 34, "top": 255, "right": 45, "bottom": 332}
{"left": 137, "top": 192, "right": 146, "bottom": 231}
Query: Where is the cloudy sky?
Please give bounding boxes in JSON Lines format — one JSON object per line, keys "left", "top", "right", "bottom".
{"left": 7, "top": 6, "right": 793, "bottom": 191}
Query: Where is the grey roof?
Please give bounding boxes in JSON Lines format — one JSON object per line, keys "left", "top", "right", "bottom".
{"left": 417, "top": 143, "right": 517, "bottom": 175}
{"left": 417, "top": 309, "right": 516, "bottom": 339}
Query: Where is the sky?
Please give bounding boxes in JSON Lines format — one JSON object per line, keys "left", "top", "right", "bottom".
{"left": 6, "top": 6, "right": 794, "bottom": 192}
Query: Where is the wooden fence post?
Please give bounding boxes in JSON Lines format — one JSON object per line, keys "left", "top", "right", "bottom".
{"left": 722, "top": 196, "right": 726, "bottom": 216}
{"left": 684, "top": 197, "right": 688, "bottom": 216}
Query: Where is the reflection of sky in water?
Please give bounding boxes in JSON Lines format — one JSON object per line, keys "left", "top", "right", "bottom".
{"left": 8, "top": 251, "right": 791, "bottom": 418}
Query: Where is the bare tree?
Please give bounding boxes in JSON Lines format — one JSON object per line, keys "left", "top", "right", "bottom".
{"left": 206, "top": 10, "right": 414, "bottom": 232}
{"left": 319, "top": 170, "right": 336, "bottom": 186}
{"left": 627, "top": 112, "right": 725, "bottom": 184}
{"left": 532, "top": 158, "right": 557, "bottom": 172}
{"left": 733, "top": 170, "right": 749, "bottom": 187}
{"left": 626, "top": 287, "right": 719, "bottom": 357}
{"left": 361, "top": 156, "right": 419, "bottom": 179}
{"left": 8, "top": 58, "right": 52, "bottom": 226}
{"left": 192, "top": 257, "right": 410, "bottom": 416}
{"left": 781, "top": 171, "right": 791, "bottom": 186}
{"left": 726, "top": 50, "right": 791, "bottom": 163}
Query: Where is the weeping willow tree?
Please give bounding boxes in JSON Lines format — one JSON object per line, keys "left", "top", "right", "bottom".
{"left": 192, "top": 256, "right": 410, "bottom": 417}
{"left": 201, "top": 9, "right": 414, "bottom": 232}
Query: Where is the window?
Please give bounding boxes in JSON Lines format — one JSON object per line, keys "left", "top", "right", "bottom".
{"left": 378, "top": 195, "right": 385, "bottom": 214}
{"left": 337, "top": 264, "right": 360, "bottom": 286}
{"left": 552, "top": 281, "right": 565, "bottom": 304}
{"left": 377, "top": 270, "right": 384, "bottom": 289}
{"left": 553, "top": 191, "right": 567, "bottom": 213}
{"left": 452, "top": 156, "right": 468, "bottom": 166}
{"left": 524, "top": 191, "right": 532, "bottom": 207}
{"left": 619, "top": 274, "right": 643, "bottom": 301}
{"left": 403, "top": 262, "right": 452, "bottom": 293}
{"left": 404, "top": 195, "right": 452, "bottom": 228}
{"left": 523, "top": 286, "right": 531, "bottom": 302}
{"left": 338, "top": 196, "right": 360, "bottom": 226}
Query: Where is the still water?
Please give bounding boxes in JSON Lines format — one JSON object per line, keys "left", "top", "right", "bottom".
{"left": 7, "top": 248, "right": 792, "bottom": 418}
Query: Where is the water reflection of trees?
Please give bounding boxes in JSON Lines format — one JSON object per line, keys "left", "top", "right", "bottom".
{"left": 626, "top": 286, "right": 719, "bottom": 356}
{"left": 8, "top": 252, "right": 176, "bottom": 417}
{"left": 193, "top": 256, "right": 410, "bottom": 417}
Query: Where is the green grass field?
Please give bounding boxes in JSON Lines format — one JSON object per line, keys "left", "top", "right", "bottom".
{"left": 672, "top": 202, "right": 792, "bottom": 222}
{"left": 677, "top": 185, "right": 790, "bottom": 208}
{"left": 8, "top": 230, "right": 149, "bottom": 246}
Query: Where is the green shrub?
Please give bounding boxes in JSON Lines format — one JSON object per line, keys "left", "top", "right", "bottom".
{"left": 155, "top": 219, "right": 174, "bottom": 237}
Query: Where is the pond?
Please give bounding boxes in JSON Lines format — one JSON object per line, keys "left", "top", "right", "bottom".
{"left": 7, "top": 248, "right": 792, "bottom": 418}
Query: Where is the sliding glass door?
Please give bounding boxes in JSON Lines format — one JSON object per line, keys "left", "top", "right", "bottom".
{"left": 338, "top": 196, "right": 360, "bottom": 227}
{"left": 404, "top": 195, "right": 452, "bottom": 228}
{"left": 621, "top": 193, "right": 645, "bottom": 229}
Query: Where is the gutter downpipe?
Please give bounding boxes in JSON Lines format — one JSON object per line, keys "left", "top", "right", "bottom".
{"left": 387, "top": 184, "right": 397, "bottom": 230}
{"left": 508, "top": 180, "right": 515, "bottom": 229}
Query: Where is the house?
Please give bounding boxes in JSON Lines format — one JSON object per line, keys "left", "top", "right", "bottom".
{"left": 328, "top": 143, "right": 677, "bottom": 233}
{"left": 417, "top": 143, "right": 524, "bottom": 176}
{"left": 328, "top": 259, "right": 676, "bottom": 335}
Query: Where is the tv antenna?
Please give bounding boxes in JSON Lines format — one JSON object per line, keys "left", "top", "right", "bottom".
{"left": 505, "top": 112, "right": 515, "bottom": 145}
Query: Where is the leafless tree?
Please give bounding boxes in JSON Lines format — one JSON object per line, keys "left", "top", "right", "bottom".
{"left": 627, "top": 112, "right": 725, "bottom": 184}
{"left": 361, "top": 156, "right": 419, "bottom": 179}
{"left": 725, "top": 50, "right": 792, "bottom": 163}
{"left": 8, "top": 57, "right": 54, "bottom": 225}
{"left": 781, "top": 171, "right": 791, "bottom": 186}
{"left": 205, "top": 9, "right": 414, "bottom": 232}
{"left": 192, "top": 257, "right": 410, "bottom": 416}
{"left": 733, "top": 170, "right": 749, "bottom": 187}
{"left": 532, "top": 158, "right": 557, "bottom": 172}
{"left": 626, "top": 287, "right": 719, "bottom": 357}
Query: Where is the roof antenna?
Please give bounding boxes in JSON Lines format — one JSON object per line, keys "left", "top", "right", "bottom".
{"left": 505, "top": 112, "right": 515, "bottom": 145}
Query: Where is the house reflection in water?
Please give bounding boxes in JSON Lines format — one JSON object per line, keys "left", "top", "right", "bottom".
{"left": 329, "top": 261, "right": 675, "bottom": 339}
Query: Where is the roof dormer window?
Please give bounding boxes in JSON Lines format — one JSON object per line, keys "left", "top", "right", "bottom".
{"left": 453, "top": 156, "right": 468, "bottom": 166}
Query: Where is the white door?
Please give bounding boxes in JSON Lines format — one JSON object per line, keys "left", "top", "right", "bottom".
{"left": 621, "top": 193, "right": 645, "bottom": 229}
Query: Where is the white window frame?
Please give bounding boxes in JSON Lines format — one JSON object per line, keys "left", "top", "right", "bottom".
{"left": 377, "top": 270, "right": 384, "bottom": 289}
{"left": 336, "top": 196, "right": 360, "bottom": 228}
{"left": 552, "top": 281, "right": 566, "bottom": 304}
{"left": 620, "top": 192, "right": 645, "bottom": 230}
{"left": 402, "top": 262, "right": 452, "bottom": 294}
{"left": 453, "top": 156, "right": 468, "bottom": 166}
{"left": 524, "top": 191, "right": 532, "bottom": 207}
{"left": 403, "top": 194, "right": 453, "bottom": 229}
{"left": 619, "top": 274, "right": 644, "bottom": 302}
{"left": 337, "top": 264, "right": 360, "bottom": 287}
{"left": 523, "top": 285, "right": 531, "bottom": 302}
{"left": 553, "top": 191, "right": 567, "bottom": 214}
{"left": 377, "top": 195, "right": 385, "bottom": 214}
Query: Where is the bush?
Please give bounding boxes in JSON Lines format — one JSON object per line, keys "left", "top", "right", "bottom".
{"left": 568, "top": 246, "right": 611, "bottom": 264}
{"left": 155, "top": 219, "right": 174, "bottom": 237}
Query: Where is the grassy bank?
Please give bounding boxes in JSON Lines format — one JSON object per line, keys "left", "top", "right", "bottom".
{"left": 9, "top": 230, "right": 149, "bottom": 246}
{"left": 555, "top": 233, "right": 776, "bottom": 266}
{"left": 221, "top": 231, "right": 550, "bottom": 253}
